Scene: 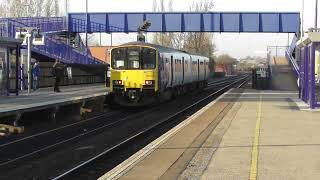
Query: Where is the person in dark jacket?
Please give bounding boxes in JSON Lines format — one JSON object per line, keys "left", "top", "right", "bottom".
{"left": 32, "top": 61, "right": 40, "bottom": 91}
{"left": 52, "top": 59, "right": 65, "bottom": 92}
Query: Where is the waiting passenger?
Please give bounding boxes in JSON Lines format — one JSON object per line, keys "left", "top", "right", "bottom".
{"left": 32, "top": 61, "right": 40, "bottom": 91}
{"left": 52, "top": 59, "right": 66, "bottom": 93}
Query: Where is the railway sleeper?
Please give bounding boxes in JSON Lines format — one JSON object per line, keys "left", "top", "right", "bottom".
{"left": 80, "top": 97, "right": 106, "bottom": 119}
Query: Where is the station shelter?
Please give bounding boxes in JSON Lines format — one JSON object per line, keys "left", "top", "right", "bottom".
{"left": 0, "top": 37, "right": 22, "bottom": 96}
{"left": 297, "top": 29, "right": 320, "bottom": 109}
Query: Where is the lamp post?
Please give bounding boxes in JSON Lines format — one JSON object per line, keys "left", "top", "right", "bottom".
{"left": 65, "top": 0, "right": 68, "bottom": 16}
{"left": 65, "top": 0, "right": 68, "bottom": 29}
{"left": 301, "top": 0, "right": 304, "bottom": 38}
{"left": 316, "top": 0, "right": 318, "bottom": 29}
{"left": 85, "top": 0, "right": 88, "bottom": 64}
{"left": 26, "top": 31, "right": 32, "bottom": 93}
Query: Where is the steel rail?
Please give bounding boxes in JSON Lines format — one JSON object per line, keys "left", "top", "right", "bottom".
{"left": 0, "top": 75, "right": 248, "bottom": 169}
{"left": 0, "top": 110, "right": 121, "bottom": 148}
{"left": 52, "top": 75, "right": 249, "bottom": 180}
{"left": 0, "top": 108, "right": 156, "bottom": 167}
{"left": 0, "top": 75, "right": 243, "bottom": 149}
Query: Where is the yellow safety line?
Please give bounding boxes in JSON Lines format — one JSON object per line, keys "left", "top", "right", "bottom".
{"left": 249, "top": 93, "right": 262, "bottom": 180}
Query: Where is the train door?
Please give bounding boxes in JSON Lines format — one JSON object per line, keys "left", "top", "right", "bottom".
{"left": 197, "top": 59, "right": 200, "bottom": 81}
{"left": 182, "top": 57, "right": 185, "bottom": 84}
{"left": 0, "top": 48, "right": 7, "bottom": 95}
{"left": 171, "top": 55, "right": 174, "bottom": 86}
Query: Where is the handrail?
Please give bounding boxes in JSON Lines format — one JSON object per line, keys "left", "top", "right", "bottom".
{"left": 284, "top": 35, "right": 299, "bottom": 78}
{"left": 285, "top": 49, "right": 299, "bottom": 78}
{"left": 0, "top": 18, "right": 65, "bottom": 38}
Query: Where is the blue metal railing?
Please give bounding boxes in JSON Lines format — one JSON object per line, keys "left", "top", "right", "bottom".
{"left": 0, "top": 17, "right": 65, "bottom": 33}
{"left": 0, "top": 20, "right": 14, "bottom": 37}
{"left": 70, "top": 18, "right": 129, "bottom": 33}
{"left": 0, "top": 17, "right": 105, "bottom": 65}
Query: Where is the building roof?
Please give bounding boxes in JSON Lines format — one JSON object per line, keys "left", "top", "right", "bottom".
{"left": 0, "top": 37, "right": 23, "bottom": 47}
{"left": 89, "top": 46, "right": 113, "bottom": 63}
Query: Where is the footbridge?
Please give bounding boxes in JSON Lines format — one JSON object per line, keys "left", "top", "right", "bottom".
{"left": 0, "top": 12, "right": 300, "bottom": 66}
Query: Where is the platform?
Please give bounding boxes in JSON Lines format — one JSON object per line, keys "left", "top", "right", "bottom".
{"left": 0, "top": 84, "right": 109, "bottom": 118}
{"left": 102, "top": 88, "right": 320, "bottom": 180}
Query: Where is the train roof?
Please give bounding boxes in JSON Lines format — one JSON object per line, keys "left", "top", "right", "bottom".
{"left": 120, "top": 41, "right": 209, "bottom": 58}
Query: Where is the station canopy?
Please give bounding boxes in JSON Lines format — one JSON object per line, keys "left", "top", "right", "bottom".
{"left": 68, "top": 12, "right": 300, "bottom": 34}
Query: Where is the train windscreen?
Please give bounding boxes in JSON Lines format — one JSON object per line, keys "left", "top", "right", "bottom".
{"left": 111, "top": 47, "right": 156, "bottom": 70}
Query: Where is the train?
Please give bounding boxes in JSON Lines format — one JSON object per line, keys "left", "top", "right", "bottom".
{"left": 109, "top": 41, "right": 210, "bottom": 106}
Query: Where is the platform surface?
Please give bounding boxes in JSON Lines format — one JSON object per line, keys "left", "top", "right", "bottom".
{"left": 102, "top": 88, "right": 320, "bottom": 180}
{"left": 0, "top": 84, "right": 109, "bottom": 117}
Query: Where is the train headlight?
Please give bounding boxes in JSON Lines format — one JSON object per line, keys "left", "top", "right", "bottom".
{"left": 113, "top": 80, "right": 123, "bottom": 85}
{"left": 145, "top": 80, "right": 154, "bottom": 85}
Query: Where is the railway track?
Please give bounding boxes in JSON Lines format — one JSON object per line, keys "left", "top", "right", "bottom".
{"left": 52, "top": 75, "right": 249, "bottom": 180}
{"left": 0, "top": 75, "right": 248, "bottom": 179}
{"left": 0, "top": 107, "right": 150, "bottom": 167}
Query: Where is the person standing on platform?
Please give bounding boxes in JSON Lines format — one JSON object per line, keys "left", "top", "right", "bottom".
{"left": 52, "top": 59, "right": 65, "bottom": 93}
{"left": 32, "top": 61, "right": 40, "bottom": 91}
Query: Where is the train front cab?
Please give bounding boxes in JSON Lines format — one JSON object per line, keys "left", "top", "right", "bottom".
{"left": 110, "top": 45, "right": 158, "bottom": 105}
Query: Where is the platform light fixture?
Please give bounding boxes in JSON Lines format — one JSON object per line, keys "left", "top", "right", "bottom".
{"left": 15, "top": 27, "right": 45, "bottom": 93}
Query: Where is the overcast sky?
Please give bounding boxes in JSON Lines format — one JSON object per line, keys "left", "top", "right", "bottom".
{"left": 64, "top": 0, "right": 318, "bottom": 58}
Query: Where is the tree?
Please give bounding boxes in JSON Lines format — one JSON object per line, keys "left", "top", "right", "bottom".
{"left": 152, "top": 0, "right": 174, "bottom": 47}
{"left": 8, "top": 0, "right": 24, "bottom": 17}
{"left": 0, "top": 0, "right": 59, "bottom": 18}
{"left": 182, "top": 0, "right": 215, "bottom": 57}
{"left": 216, "top": 54, "right": 237, "bottom": 65}
{"left": 152, "top": 0, "right": 216, "bottom": 58}
{"left": 0, "top": 4, "right": 6, "bottom": 17}
{"left": 208, "top": 56, "right": 215, "bottom": 77}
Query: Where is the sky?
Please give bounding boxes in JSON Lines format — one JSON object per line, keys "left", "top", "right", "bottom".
{"left": 63, "top": 0, "right": 318, "bottom": 59}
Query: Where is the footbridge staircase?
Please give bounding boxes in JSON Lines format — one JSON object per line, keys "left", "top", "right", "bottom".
{"left": 0, "top": 17, "right": 105, "bottom": 65}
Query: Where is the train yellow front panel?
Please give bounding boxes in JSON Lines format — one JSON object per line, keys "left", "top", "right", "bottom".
{"left": 111, "top": 70, "right": 157, "bottom": 91}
